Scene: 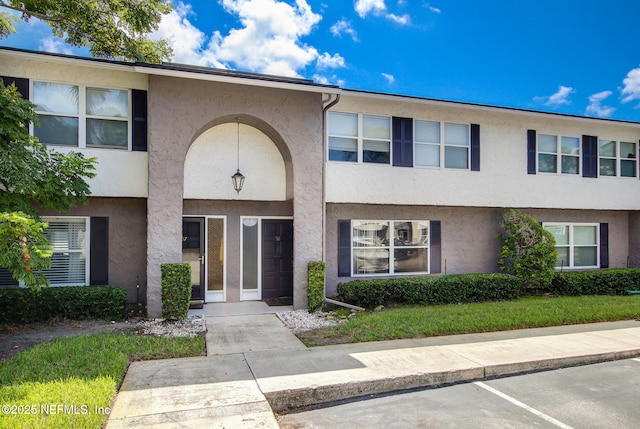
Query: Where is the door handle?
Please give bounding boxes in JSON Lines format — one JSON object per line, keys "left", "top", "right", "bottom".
{"left": 198, "top": 256, "right": 205, "bottom": 265}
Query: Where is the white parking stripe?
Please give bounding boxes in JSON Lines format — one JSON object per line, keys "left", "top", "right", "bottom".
{"left": 474, "top": 381, "right": 574, "bottom": 429}
{"left": 632, "top": 358, "right": 640, "bottom": 363}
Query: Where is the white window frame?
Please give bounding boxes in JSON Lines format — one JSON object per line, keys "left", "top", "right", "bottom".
{"left": 327, "top": 112, "right": 391, "bottom": 165}
{"left": 543, "top": 222, "right": 599, "bottom": 270}
{"left": 31, "top": 81, "right": 132, "bottom": 150}
{"left": 598, "top": 139, "right": 638, "bottom": 178}
{"left": 351, "top": 220, "right": 430, "bottom": 277}
{"left": 537, "top": 134, "right": 581, "bottom": 175}
{"left": 42, "top": 217, "right": 91, "bottom": 286}
{"left": 414, "top": 120, "right": 471, "bottom": 170}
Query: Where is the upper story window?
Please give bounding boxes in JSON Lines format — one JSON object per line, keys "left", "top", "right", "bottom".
{"left": 33, "top": 81, "right": 130, "bottom": 149}
{"left": 537, "top": 134, "right": 580, "bottom": 175}
{"left": 327, "top": 112, "right": 391, "bottom": 164}
{"left": 415, "top": 121, "right": 470, "bottom": 169}
{"left": 599, "top": 139, "right": 637, "bottom": 177}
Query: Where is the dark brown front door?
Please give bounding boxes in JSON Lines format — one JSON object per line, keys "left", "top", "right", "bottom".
{"left": 261, "top": 219, "right": 294, "bottom": 299}
{"left": 182, "top": 218, "right": 205, "bottom": 301}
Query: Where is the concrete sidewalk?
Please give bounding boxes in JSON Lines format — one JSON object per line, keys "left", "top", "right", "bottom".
{"left": 106, "top": 317, "right": 640, "bottom": 428}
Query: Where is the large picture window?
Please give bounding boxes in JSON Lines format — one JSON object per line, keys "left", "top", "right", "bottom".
{"left": 352, "top": 220, "right": 429, "bottom": 275}
{"left": 33, "top": 81, "right": 130, "bottom": 149}
{"left": 42, "top": 218, "right": 89, "bottom": 285}
{"left": 543, "top": 223, "right": 599, "bottom": 269}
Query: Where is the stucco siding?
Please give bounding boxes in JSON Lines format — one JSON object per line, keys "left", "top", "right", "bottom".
{"left": 147, "top": 76, "right": 324, "bottom": 315}
{"left": 325, "top": 203, "right": 632, "bottom": 297}
{"left": 327, "top": 94, "right": 640, "bottom": 210}
{"left": 40, "top": 198, "right": 147, "bottom": 306}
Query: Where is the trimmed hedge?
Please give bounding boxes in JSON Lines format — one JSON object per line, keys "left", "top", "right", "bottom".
{"left": 0, "top": 286, "right": 127, "bottom": 323}
{"left": 161, "top": 263, "right": 191, "bottom": 320}
{"left": 307, "top": 261, "right": 325, "bottom": 312}
{"left": 337, "top": 273, "right": 522, "bottom": 309}
{"left": 548, "top": 268, "right": 640, "bottom": 296}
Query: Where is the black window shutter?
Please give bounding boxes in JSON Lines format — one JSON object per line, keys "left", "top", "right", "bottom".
{"left": 132, "top": 89, "right": 148, "bottom": 151}
{"left": 470, "top": 124, "right": 480, "bottom": 171}
{"left": 1, "top": 76, "right": 29, "bottom": 99}
{"left": 392, "top": 117, "right": 413, "bottom": 167}
{"left": 90, "top": 217, "right": 109, "bottom": 285}
{"left": 337, "top": 220, "right": 351, "bottom": 277}
{"left": 527, "top": 130, "right": 537, "bottom": 174}
{"left": 600, "top": 223, "right": 609, "bottom": 269}
{"left": 430, "top": 220, "right": 441, "bottom": 274}
{"left": 582, "top": 135, "right": 598, "bottom": 178}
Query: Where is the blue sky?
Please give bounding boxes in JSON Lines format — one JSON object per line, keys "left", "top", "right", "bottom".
{"left": 2, "top": 0, "right": 640, "bottom": 121}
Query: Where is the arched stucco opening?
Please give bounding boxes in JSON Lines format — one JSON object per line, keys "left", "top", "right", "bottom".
{"left": 185, "top": 115, "right": 294, "bottom": 200}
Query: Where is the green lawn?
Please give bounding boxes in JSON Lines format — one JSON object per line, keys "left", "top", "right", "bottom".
{"left": 0, "top": 333, "right": 205, "bottom": 429}
{"left": 298, "top": 295, "right": 640, "bottom": 346}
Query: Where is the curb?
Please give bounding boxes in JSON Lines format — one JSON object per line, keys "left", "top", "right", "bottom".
{"left": 264, "top": 349, "right": 640, "bottom": 412}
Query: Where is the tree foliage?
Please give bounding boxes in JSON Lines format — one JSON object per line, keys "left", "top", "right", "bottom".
{"left": 0, "top": 212, "right": 52, "bottom": 288}
{"left": 0, "top": 81, "right": 97, "bottom": 288}
{"left": 0, "top": 0, "right": 173, "bottom": 63}
{"left": 0, "top": 81, "right": 97, "bottom": 215}
{"left": 498, "top": 209, "right": 557, "bottom": 291}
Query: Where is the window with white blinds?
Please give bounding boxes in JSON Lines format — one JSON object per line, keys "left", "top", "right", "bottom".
{"left": 42, "top": 218, "right": 89, "bottom": 285}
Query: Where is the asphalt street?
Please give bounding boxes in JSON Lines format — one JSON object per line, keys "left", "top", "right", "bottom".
{"left": 278, "top": 358, "right": 640, "bottom": 428}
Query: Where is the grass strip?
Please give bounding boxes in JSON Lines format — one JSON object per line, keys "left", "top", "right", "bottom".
{"left": 298, "top": 295, "right": 640, "bottom": 346}
{"left": 0, "top": 333, "right": 205, "bottom": 429}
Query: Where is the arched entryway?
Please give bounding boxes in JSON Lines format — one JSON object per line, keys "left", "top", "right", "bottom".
{"left": 182, "top": 118, "right": 294, "bottom": 305}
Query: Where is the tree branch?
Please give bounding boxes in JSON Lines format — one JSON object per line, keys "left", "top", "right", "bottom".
{"left": 0, "top": 2, "right": 64, "bottom": 23}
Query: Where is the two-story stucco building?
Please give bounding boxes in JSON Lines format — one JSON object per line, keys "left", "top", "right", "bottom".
{"left": 2, "top": 47, "right": 639, "bottom": 317}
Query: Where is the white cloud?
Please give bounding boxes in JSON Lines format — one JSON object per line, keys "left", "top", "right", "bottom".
{"left": 39, "top": 37, "right": 74, "bottom": 55}
{"left": 354, "top": 0, "right": 411, "bottom": 25}
{"left": 316, "top": 52, "right": 345, "bottom": 69}
{"left": 330, "top": 18, "right": 358, "bottom": 41}
{"left": 205, "top": 0, "right": 322, "bottom": 76}
{"left": 586, "top": 90, "right": 615, "bottom": 118}
{"left": 153, "top": 2, "right": 213, "bottom": 66}
{"left": 621, "top": 67, "right": 640, "bottom": 104}
{"left": 355, "top": 0, "right": 387, "bottom": 18}
{"left": 534, "top": 85, "right": 575, "bottom": 107}
{"left": 151, "top": 0, "right": 340, "bottom": 78}
{"left": 425, "top": 3, "right": 441, "bottom": 13}
{"left": 387, "top": 13, "right": 410, "bottom": 25}
{"left": 382, "top": 72, "right": 395, "bottom": 83}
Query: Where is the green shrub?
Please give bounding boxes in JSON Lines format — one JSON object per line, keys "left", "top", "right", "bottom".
{"left": 498, "top": 209, "right": 557, "bottom": 292}
{"left": 0, "top": 286, "right": 127, "bottom": 323}
{"left": 307, "top": 261, "right": 326, "bottom": 312}
{"left": 548, "top": 268, "right": 640, "bottom": 296}
{"left": 337, "top": 273, "right": 521, "bottom": 309}
{"left": 161, "top": 263, "right": 191, "bottom": 320}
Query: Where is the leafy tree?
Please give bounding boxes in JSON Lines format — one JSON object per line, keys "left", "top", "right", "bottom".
{"left": 0, "top": 0, "right": 173, "bottom": 62}
{"left": 0, "top": 1, "right": 173, "bottom": 287}
{"left": 0, "top": 81, "right": 97, "bottom": 287}
{"left": 498, "top": 209, "right": 557, "bottom": 292}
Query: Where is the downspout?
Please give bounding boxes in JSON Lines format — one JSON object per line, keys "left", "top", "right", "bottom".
{"left": 321, "top": 92, "right": 340, "bottom": 263}
{"left": 321, "top": 93, "right": 363, "bottom": 312}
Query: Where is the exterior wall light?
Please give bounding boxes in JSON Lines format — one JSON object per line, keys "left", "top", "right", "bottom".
{"left": 232, "top": 119, "right": 245, "bottom": 194}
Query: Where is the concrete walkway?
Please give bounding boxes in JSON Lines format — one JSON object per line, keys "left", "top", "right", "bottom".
{"left": 106, "top": 315, "right": 640, "bottom": 428}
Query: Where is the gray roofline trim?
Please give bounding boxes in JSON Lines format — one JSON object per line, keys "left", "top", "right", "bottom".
{"left": 340, "top": 88, "right": 640, "bottom": 126}
{"left": 0, "top": 46, "right": 340, "bottom": 94}
{"left": 1, "top": 46, "right": 637, "bottom": 125}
